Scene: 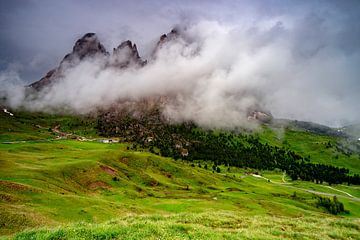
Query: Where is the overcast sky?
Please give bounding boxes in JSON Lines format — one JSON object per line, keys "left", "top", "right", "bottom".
{"left": 0, "top": 0, "right": 360, "bottom": 126}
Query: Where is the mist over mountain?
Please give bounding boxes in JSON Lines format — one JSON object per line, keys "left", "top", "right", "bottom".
{"left": 1, "top": 0, "right": 360, "bottom": 128}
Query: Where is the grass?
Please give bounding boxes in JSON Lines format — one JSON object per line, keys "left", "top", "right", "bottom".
{"left": 1, "top": 110, "right": 360, "bottom": 239}
{"left": 3, "top": 140, "right": 360, "bottom": 237}
{"left": 258, "top": 126, "right": 360, "bottom": 174}
{"left": 11, "top": 212, "right": 360, "bottom": 240}
{"left": 0, "top": 110, "right": 97, "bottom": 142}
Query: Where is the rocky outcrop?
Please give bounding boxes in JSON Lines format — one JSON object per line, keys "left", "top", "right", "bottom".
{"left": 152, "top": 28, "right": 181, "bottom": 55}
{"left": 110, "top": 40, "right": 146, "bottom": 68}
{"left": 29, "top": 33, "right": 148, "bottom": 90}
{"left": 29, "top": 29, "right": 185, "bottom": 90}
{"left": 247, "top": 110, "right": 273, "bottom": 123}
{"left": 27, "top": 29, "right": 273, "bottom": 124}
{"left": 157, "top": 28, "right": 180, "bottom": 46}
{"left": 70, "top": 33, "right": 108, "bottom": 60}
{"left": 29, "top": 33, "right": 109, "bottom": 90}
{"left": 29, "top": 69, "right": 58, "bottom": 91}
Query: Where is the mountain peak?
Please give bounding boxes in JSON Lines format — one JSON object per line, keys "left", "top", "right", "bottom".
{"left": 29, "top": 33, "right": 108, "bottom": 90}
{"left": 157, "top": 28, "right": 180, "bottom": 46}
{"left": 111, "top": 40, "right": 146, "bottom": 68}
{"left": 29, "top": 33, "right": 151, "bottom": 90}
{"left": 114, "top": 40, "right": 139, "bottom": 58}
{"left": 72, "top": 32, "right": 108, "bottom": 60}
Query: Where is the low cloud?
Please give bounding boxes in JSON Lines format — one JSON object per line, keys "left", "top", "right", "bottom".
{"left": 1, "top": 1, "right": 360, "bottom": 128}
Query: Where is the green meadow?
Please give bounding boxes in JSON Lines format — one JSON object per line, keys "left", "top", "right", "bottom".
{"left": 1, "top": 111, "right": 359, "bottom": 239}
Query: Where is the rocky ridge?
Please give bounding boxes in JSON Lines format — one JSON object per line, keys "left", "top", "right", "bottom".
{"left": 29, "top": 30, "right": 178, "bottom": 90}
{"left": 30, "top": 33, "right": 109, "bottom": 90}
{"left": 28, "top": 28, "right": 272, "bottom": 123}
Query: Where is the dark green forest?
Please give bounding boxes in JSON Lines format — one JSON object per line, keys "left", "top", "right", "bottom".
{"left": 96, "top": 111, "right": 360, "bottom": 186}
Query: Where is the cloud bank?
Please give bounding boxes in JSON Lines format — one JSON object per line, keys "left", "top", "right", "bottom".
{"left": 1, "top": 0, "right": 360, "bottom": 127}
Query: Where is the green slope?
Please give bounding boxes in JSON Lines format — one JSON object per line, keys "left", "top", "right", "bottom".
{"left": 258, "top": 125, "right": 360, "bottom": 174}
{"left": 1, "top": 110, "right": 360, "bottom": 239}
{"left": 1, "top": 139, "right": 360, "bottom": 238}
{"left": 0, "top": 110, "right": 97, "bottom": 142}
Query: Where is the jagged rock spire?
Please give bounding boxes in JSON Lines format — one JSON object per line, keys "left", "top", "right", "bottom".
{"left": 29, "top": 33, "right": 109, "bottom": 90}
{"left": 29, "top": 29, "right": 179, "bottom": 90}
{"left": 151, "top": 28, "right": 181, "bottom": 57}
{"left": 62, "top": 33, "right": 108, "bottom": 64}
{"left": 157, "top": 28, "right": 180, "bottom": 46}
{"left": 110, "top": 40, "right": 146, "bottom": 68}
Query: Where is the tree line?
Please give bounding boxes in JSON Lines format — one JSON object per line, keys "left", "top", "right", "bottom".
{"left": 96, "top": 113, "right": 360, "bottom": 186}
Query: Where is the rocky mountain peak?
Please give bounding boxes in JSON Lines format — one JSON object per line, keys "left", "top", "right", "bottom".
{"left": 111, "top": 40, "right": 146, "bottom": 68}
{"left": 30, "top": 33, "right": 108, "bottom": 90}
{"left": 64, "top": 33, "right": 108, "bottom": 62}
{"left": 73, "top": 33, "right": 107, "bottom": 58}
{"left": 29, "top": 33, "right": 150, "bottom": 90}
{"left": 151, "top": 28, "right": 183, "bottom": 57}
{"left": 117, "top": 40, "right": 133, "bottom": 49}
{"left": 157, "top": 28, "right": 180, "bottom": 46}
{"left": 114, "top": 40, "right": 140, "bottom": 59}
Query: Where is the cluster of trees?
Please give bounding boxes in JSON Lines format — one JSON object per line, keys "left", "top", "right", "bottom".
{"left": 96, "top": 113, "right": 360, "bottom": 186}
{"left": 315, "top": 196, "right": 349, "bottom": 215}
{"left": 180, "top": 129, "right": 360, "bottom": 185}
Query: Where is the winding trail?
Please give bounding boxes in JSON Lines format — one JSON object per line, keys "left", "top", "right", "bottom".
{"left": 284, "top": 185, "right": 360, "bottom": 202}
{"left": 1, "top": 124, "right": 96, "bottom": 144}
{"left": 250, "top": 174, "right": 360, "bottom": 202}
{"left": 325, "top": 186, "right": 354, "bottom": 198}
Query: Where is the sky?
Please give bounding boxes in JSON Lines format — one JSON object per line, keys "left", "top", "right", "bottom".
{"left": 0, "top": 0, "right": 360, "bottom": 127}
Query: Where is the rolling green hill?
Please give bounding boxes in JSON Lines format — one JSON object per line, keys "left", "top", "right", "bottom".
{"left": 258, "top": 124, "right": 360, "bottom": 174}
{"left": 1, "top": 110, "right": 360, "bottom": 239}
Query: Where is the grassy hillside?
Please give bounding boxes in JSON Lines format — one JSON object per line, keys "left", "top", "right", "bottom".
{"left": 258, "top": 125, "right": 360, "bottom": 174}
{"left": 1, "top": 139, "right": 360, "bottom": 238}
{"left": 0, "top": 110, "right": 97, "bottom": 142}
{"left": 1, "top": 110, "right": 360, "bottom": 239}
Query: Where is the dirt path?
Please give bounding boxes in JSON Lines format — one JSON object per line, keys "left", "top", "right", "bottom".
{"left": 251, "top": 174, "right": 270, "bottom": 181}
{"left": 1, "top": 124, "right": 96, "bottom": 144}
{"left": 250, "top": 174, "right": 360, "bottom": 202}
{"left": 325, "top": 186, "right": 354, "bottom": 198}
{"left": 285, "top": 185, "right": 360, "bottom": 202}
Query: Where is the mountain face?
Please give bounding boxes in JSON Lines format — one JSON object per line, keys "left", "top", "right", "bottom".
{"left": 28, "top": 28, "right": 185, "bottom": 90}
{"left": 110, "top": 40, "right": 146, "bottom": 68}
{"left": 154, "top": 28, "right": 181, "bottom": 53}
{"left": 70, "top": 32, "right": 108, "bottom": 60}
{"left": 29, "top": 31, "right": 165, "bottom": 90}
{"left": 29, "top": 33, "right": 109, "bottom": 90}
{"left": 28, "top": 29, "right": 272, "bottom": 124}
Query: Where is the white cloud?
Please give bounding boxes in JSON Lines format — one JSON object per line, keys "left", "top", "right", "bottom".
{"left": 1, "top": 1, "right": 360, "bottom": 127}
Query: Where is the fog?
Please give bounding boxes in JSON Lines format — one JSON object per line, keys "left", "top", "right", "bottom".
{"left": 1, "top": 0, "right": 360, "bottom": 127}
